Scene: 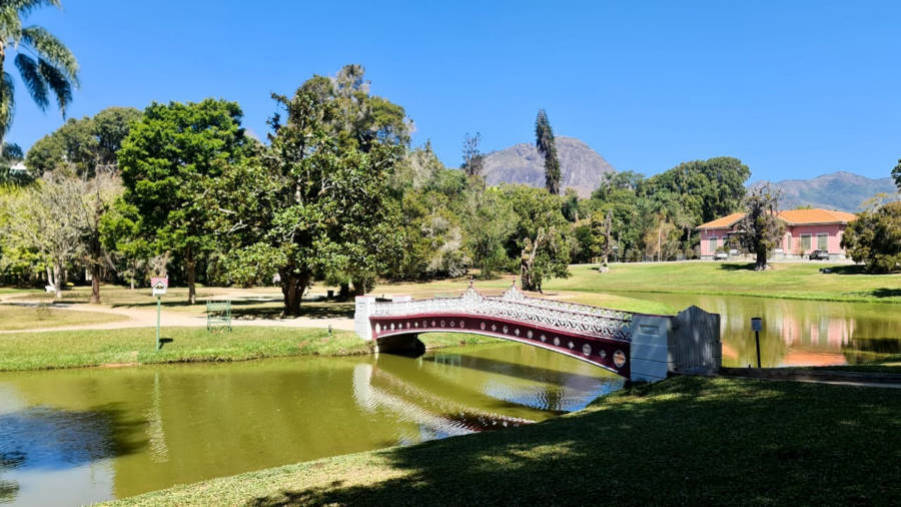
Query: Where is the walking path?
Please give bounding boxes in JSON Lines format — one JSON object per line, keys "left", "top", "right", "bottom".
{"left": 0, "top": 293, "right": 355, "bottom": 334}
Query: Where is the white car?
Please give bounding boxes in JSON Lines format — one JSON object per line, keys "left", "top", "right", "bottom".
{"left": 714, "top": 251, "right": 728, "bottom": 260}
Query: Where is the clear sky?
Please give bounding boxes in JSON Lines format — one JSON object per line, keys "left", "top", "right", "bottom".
{"left": 10, "top": 0, "right": 901, "bottom": 181}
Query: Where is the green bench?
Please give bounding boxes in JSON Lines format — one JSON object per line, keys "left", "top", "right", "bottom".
{"left": 206, "top": 300, "right": 232, "bottom": 332}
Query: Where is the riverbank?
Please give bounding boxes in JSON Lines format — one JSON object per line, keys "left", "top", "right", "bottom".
{"left": 114, "top": 375, "right": 901, "bottom": 505}
{"left": 0, "top": 327, "right": 495, "bottom": 372}
{"left": 545, "top": 262, "right": 901, "bottom": 304}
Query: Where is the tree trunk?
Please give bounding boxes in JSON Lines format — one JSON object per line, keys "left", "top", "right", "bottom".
{"left": 46, "top": 265, "right": 54, "bottom": 291}
{"left": 280, "top": 269, "right": 309, "bottom": 317}
{"left": 755, "top": 248, "right": 767, "bottom": 271}
{"left": 185, "top": 251, "right": 196, "bottom": 305}
{"left": 90, "top": 264, "right": 101, "bottom": 304}
{"left": 53, "top": 264, "right": 62, "bottom": 300}
{"left": 338, "top": 282, "right": 350, "bottom": 301}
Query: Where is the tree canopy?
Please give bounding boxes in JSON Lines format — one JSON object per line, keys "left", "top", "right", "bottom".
{"left": 535, "top": 109, "right": 560, "bottom": 195}
{"left": 119, "top": 99, "right": 253, "bottom": 304}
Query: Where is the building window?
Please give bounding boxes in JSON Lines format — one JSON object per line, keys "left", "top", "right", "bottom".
{"left": 817, "top": 233, "right": 828, "bottom": 250}
{"left": 709, "top": 237, "right": 717, "bottom": 252}
{"left": 801, "top": 234, "right": 811, "bottom": 252}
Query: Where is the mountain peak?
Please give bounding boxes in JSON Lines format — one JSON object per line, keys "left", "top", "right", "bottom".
{"left": 770, "top": 172, "right": 896, "bottom": 212}
{"left": 481, "top": 137, "right": 615, "bottom": 197}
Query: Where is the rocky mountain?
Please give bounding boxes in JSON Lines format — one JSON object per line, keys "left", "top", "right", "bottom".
{"left": 481, "top": 137, "right": 615, "bottom": 197}
{"left": 769, "top": 171, "right": 897, "bottom": 212}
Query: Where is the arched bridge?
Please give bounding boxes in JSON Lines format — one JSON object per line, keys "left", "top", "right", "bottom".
{"left": 355, "top": 283, "right": 723, "bottom": 383}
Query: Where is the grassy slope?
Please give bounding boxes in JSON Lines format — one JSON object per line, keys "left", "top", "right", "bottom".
{"left": 0, "top": 326, "right": 496, "bottom": 372}
{"left": 115, "top": 376, "right": 901, "bottom": 506}
{"left": 546, "top": 262, "right": 901, "bottom": 304}
{"left": 0, "top": 305, "right": 127, "bottom": 330}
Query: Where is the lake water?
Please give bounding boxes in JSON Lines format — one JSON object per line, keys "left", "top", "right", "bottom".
{"left": 2, "top": 292, "right": 898, "bottom": 504}
{"left": 0, "top": 344, "right": 621, "bottom": 505}
{"left": 614, "top": 291, "right": 901, "bottom": 367}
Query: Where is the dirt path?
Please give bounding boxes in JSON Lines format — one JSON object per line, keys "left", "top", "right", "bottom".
{"left": 0, "top": 294, "right": 355, "bottom": 334}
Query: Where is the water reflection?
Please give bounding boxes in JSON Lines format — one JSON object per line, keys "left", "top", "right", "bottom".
{"left": 0, "top": 405, "right": 137, "bottom": 505}
{"left": 0, "top": 344, "right": 619, "bottom": 505}
{"left": 615, "top": 292, "right": 901, "bottom": 367}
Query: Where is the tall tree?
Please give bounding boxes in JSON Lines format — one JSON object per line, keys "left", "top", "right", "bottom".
{"left": 535, "top": 109, "right": 560, "bottom": 195}
{"left": 119, "top": 99, "right": 252, "bottom": 304}
{"left": 0, "top": 0, "right": 79, "bottom": 143}
{"left": 734, "top": 183, "right": 784, "bottom": 271}
{"left": 461, "top": 132, "right": 483, "bottom": 178}
{"left": 220, "top": 67, "right": 409, "bottom": 315}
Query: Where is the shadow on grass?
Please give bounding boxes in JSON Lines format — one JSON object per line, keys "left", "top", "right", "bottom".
{"left": 232, "top": 302, "right": 355, "bottom": 320}
{"left": 717, "top": 263, "right": 756, "bottom": 271}
{"left": 246, "top": 377, "right": 901, "bottom": 506}
{"left": 827, "top": 265, "right": 868, "bottom": 275}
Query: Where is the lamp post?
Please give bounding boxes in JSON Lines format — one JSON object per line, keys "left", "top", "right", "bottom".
{"left": 151, "top": 277, "right": 168, "bottom": 351}
{"left": 751, "top": 317, "right": 762, "bottom": 368}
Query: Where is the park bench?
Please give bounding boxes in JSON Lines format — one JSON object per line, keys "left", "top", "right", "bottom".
{"left": 206, "top": 300, "right": 232, "bottom": 332}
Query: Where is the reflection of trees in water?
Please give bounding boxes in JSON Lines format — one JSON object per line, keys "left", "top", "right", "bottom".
{"left": 0, "top": 405, "right": 144, "bottom": 505}
{"left": 0, "top": 450, "right": 25, "bottom": 503}
{"left": 0, "top": 406, "right": 143, "bottom": 470}
{"left": 843, "top": 338, "right": 901, "bottom": 364}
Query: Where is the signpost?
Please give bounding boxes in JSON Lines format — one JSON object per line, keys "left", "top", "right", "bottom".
{"left": 151, "top": 277, "right": 168, "bottom": 350}
{"left": 751, "top": 317, "right": 763, "bottom": 368}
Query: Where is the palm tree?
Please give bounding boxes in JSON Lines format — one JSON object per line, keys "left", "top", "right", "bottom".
{"left": 0, "top": 0, "right": 78, "bottom": 143}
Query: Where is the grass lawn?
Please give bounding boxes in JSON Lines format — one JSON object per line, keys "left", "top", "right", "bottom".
{"left": 0, "top": 305, "right": 127, "bottom": 330}
{"left": 115, "top": 376, "right": 901, "bottom": 506}
{"left": 544, "top": 262, "right": 901, "bottom": 304}
{"left": 0, "top": 327, "right": 496, "bottom": 372}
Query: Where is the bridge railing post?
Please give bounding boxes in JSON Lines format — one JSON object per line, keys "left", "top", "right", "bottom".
{"left": 355, "top": 296, "right": 376, "bottom": 340}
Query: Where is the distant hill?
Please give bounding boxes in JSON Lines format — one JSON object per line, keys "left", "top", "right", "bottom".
{"left": 768, "top": 171, "right": 897, "bottom": 212}
{"left": 481, "top": 137, "right": 615, "bottom": 197}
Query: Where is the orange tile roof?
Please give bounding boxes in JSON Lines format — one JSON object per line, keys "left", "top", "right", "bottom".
{"left": 696, "top": 212, "right": 746, "bottom": 230}
{"left": 697, "top": 208, "right": 857, "bottom": 230}
{"left": 776, "top": 209, "right": 857, "bottom": 225}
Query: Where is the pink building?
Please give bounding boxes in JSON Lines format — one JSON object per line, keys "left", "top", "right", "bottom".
{"left": 697, "top": 208, "right": 857, "bottom": 260}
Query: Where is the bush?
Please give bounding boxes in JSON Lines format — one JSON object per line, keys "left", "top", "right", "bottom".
{"left": 841, "top": 201, "right": 901, "bottom": 273}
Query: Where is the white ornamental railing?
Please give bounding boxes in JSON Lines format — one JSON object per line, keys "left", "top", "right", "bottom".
{"left": 370, "top": 284, "right": 633, "bottom": 341}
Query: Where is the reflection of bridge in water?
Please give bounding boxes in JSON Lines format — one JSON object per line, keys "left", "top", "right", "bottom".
{"left": 352, "top": 363, "right": 533, "bottom": 437}
{"left": 356, "top": 283, "right": 723, "bottom": 383}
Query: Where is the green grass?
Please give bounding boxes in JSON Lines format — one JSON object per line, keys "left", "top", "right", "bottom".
{"left": 0, "top": 305, "right": 127, "bottom": 330}
{"left": 114, "top": 376, "right": 901, "bottom": 506}
{"left": 0, "top": 327, "right": 372, "bottom": 372}
{"left": 0, "top": 327, "right": 500, "bottom": 372}
{"left": 544, "top": 262, "right": 901, "bottom": 304}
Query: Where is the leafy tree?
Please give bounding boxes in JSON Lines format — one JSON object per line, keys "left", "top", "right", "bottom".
{"left": 734, "top": 183, "right": 784, "bottom": 271}
{"left": 461, "top": 132, "right": 484, "bottom": 178}
{"left": 26, "top": 107, "right": 141, "bottom": 177}
{"left": 0, "top": 0, "right": 79, "bottom": 142}
{"left": 465, "top": 186, "right": 514, "bottom": 278}
{"left": 99, "top": 197, "right": 151, "bottom": 290}
{"left": 590, "top": 210, "right": 614, "bottom": 265}
{"left": 501, "top": 185, "right": 571, "bottom": 291}
{"left": 643, "top": 157, "right": 750, "bottom": 225}
{"left": 535, "top": 109, "right": 560, "bottom": 195}
{"left": 1, "top": 174, "right": 82, "bottom": 298}
{"left": 119, "top": 99, "right": 252, "bottom": 304}
{"left": 841, "top": 201, "right": 901, "bottom": 273}
{"left": 220, "top": 67, "right": 408, "bottom": 315}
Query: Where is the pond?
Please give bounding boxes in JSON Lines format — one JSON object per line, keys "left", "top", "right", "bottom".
{"left": 0, "top": 343, "right": 622, "bottom": 505}
{"left": 614, "top": 291, "right": 901, "bottom": 367}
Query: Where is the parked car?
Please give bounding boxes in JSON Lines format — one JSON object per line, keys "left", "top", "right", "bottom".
{"left": 808, "top": 249, "right": 830, "bottom": 260}
{"left": 714, "top": 251, "right": 728, "bottom": 260}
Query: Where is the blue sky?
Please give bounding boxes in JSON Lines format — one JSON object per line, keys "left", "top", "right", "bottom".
{"left": 10, "top": 0, "right": 901, "bottom": 181}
